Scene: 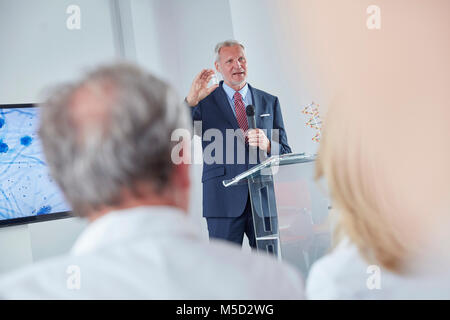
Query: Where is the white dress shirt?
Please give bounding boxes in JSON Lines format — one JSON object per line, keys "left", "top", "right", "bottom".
{"left": 306, "top": 238, "right": 450, "bottom": 299}
{"left": 222, "top": 82, "right": 253, "bottom": 117}
{"left": 0, "top": 206, "right": 304, "bottom": 299}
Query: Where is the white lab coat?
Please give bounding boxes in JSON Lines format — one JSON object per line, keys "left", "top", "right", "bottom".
{"left": 0, "top": 206, "right": 304, "bottom": 299}
{"left": 306, "top": 238, "right": 450, "bottom": 299}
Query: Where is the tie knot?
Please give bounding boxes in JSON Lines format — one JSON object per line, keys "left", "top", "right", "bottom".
{"left": 233, "top": 91, "right": 243, "bottom": 101}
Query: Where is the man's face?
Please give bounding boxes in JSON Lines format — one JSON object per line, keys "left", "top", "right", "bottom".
{"left": 215, "top": 45, "right": 248, "bottom": 89}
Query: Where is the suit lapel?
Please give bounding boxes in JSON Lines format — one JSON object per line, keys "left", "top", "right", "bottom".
{"left": 248, "top": 83, "right": 263, "bottom": 128}
{"left": 213, "top": 81, "right": 240, "bottom": 129}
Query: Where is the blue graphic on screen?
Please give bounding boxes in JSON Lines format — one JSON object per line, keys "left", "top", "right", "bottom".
{"left": 0, "top": 106, "right": 70, "bottom": 221}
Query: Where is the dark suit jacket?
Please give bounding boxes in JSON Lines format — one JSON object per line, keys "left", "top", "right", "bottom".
{"left": 190, "top": 81, "right": 291, "bottom": 218}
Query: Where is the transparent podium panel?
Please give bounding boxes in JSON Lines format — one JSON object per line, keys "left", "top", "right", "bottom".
{"left": 248, "top": 172, "right": 279, "bottom": 256}
{"left": 223, "top": 153, "right": 332, "bottom": 278}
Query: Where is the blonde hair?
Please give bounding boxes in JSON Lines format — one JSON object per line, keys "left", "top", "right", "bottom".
{"left": 315, "top": 95, "right": 412, "bottom": 273}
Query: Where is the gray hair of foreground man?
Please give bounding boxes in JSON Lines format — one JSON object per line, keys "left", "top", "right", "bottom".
{"left": 39, "top": 63, "right": 190, "bottom": 217}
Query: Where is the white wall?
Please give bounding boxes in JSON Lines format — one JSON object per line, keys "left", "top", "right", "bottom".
{"left": 130, "top": 0, "right": 235, "bottom": 96}
{"left": 229, "top": 0, "right": 326, "bottom": 155}
{"left": 0, "top": 0, "right": 118, "bottom": 104}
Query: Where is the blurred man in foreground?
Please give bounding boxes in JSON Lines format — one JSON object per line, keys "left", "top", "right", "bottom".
{"left": 0, "top": 64, "right": 304, "bottom": 299}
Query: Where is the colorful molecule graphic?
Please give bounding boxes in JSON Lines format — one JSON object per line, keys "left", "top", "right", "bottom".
{"left": 301, "top": 102, "right": 322, "bottom": 142}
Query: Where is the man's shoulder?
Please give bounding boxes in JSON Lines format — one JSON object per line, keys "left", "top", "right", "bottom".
{"left": 199, "top": 85, "right": 223, "bottom": 106}
{"left": 306, "top": 240, "right": 372, "bottom": 299}
{"left": 0, "top": 238, "right": 304, "bottom": 299}
{"left": 205, "top": 239, "right": 304, "bottom": 298}
{"left": 0, "top": 254, "right": 76, "bottom": 299}
{"left": 248, "top": 84, "right": 278, "bottom": 101}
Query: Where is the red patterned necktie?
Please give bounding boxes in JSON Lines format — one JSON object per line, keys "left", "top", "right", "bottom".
{"left": 233, "top": 91, "right": 249, "bottom": 142}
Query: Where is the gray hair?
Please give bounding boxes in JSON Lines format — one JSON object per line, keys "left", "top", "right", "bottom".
{"left": 38, "top": 63, "right": 190, "bottom": 217}
{"left": 214, "top": 40, "right": 245, "bottom": 62}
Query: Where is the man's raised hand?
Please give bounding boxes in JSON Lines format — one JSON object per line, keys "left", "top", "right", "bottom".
{"left": 186, "top": 69, "right": 219, "bottom": 107}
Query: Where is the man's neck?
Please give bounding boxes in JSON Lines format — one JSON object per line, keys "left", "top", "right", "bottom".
{"left": 87, "top": 196, "right": 184, "bottom": 222}
{"left": 224, "top": 81, "right": 247, "bottom": 92}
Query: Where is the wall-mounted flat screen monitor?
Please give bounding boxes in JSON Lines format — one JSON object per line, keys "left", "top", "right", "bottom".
{"left": 0, "top": 104, "right": 71, "bottom": 227}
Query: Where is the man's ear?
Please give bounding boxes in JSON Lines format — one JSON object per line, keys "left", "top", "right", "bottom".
{"left": 169, "top": 132, "right": 191, "bottom": 191}
{"left": 214, "top": 61, "right": 220, "bottom": 73}
{"left": 172, "top": 162, "right": 190, "bottom": 190}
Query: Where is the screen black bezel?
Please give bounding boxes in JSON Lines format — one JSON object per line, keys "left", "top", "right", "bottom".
{"left": 0, "top": 103, "right": 72, "bottom": 228}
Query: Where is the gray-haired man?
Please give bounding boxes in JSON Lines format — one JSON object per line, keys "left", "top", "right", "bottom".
{"left": 0, "top": 63, "right": 303, "bottom": 299}
{"left": 186, "top": 40, "right": 292, "bottom": 248}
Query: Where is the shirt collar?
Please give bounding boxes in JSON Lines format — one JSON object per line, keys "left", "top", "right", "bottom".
{"left": 222, "top": 82, "right": 249, "bottom": 101}
{"left": 70, "top": 206, "right": 204, "bottom": 256}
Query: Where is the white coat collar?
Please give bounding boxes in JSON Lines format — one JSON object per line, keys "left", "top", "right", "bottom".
{"left": 71, "top": 206, "right": 203, "bottom": 256}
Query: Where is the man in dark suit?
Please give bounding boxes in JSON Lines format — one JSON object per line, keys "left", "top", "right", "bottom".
{"left": 185, "top": 40, "right": 291, "bottom": 248}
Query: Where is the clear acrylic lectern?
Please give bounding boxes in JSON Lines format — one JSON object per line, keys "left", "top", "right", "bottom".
{"left": 223, "top": 153, "right": 332, "bottom": 277}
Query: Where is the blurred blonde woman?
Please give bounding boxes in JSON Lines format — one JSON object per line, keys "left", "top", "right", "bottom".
{"left": 307, "top": 88, "right": 450, "bottom": 298}
{"left": 302, "top": 0, "right": 450, "bottom": 299}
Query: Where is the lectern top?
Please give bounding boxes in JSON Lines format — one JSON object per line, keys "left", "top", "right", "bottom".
{"left": 222, "top": 152, "right": 316, "bottom": 187}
